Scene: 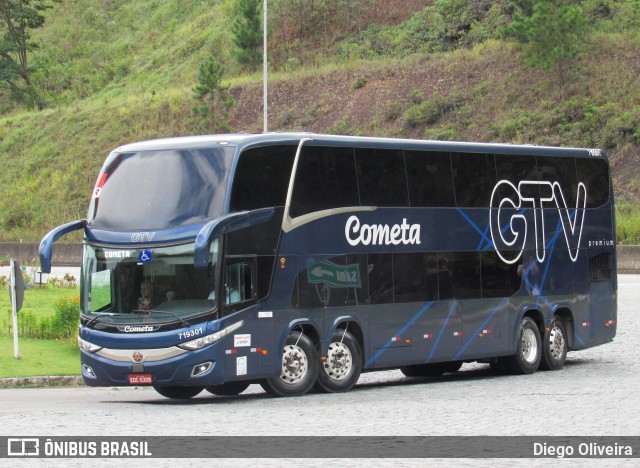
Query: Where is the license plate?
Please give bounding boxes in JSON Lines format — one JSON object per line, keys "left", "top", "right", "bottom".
{"left": 128, "top": 374, "right": 153, "bottom": 385}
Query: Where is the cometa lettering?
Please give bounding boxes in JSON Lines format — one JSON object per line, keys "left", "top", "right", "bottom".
{"left": 345, "top": 216, "right": 421, "bottom": 246}
{"left": 124, "top": 325, "right": 155, "bottom": 333}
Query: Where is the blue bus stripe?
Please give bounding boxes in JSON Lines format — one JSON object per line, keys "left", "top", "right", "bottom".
{"left": 456, "top": 208, "right": 493, "bottom": 248}
{"left": 453, "top": 298, "right": 509, "bottom": 360}
{"left": 426, "top": 301, "right": 458, "bottom": 363}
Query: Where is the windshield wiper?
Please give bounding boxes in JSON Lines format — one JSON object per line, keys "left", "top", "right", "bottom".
{"left": 132, "top": 309, "right": 189, "bottom": 327}
{"left": 84, "top": 312, "right": 116, "bottom": 328}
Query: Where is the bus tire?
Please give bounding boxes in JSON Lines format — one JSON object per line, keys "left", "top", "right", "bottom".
{"left": 505, "top": 317, "right": 542, "bottom": 374}
{"left": 153, "top": 385, "right": 204, "bottom": 399}
{"left": 540, "top": 317, "right": 568, "bottom": 371}
{"left": 260, "top": 331, "right": 319, "bottom": 397}
{"left": 205, "top": 381, "right": 250, "bottom": 396}
{"left": 315, "top": 330, "right": 362, "bottom": 393}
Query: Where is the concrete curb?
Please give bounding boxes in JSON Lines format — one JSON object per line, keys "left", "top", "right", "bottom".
{"left": 0, "top": 375, "right": 83, "bottom": 389}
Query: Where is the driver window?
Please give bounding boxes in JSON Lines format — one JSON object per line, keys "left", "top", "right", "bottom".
{"left": 225, "top": 260, "right": 254, "bottom": 308}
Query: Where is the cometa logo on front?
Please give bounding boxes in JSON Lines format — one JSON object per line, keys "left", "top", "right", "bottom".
{"left": 120, "top": 325, "right": 156, "bottom": 333}
{"left": 345, "top": 216, "right": 421, "bottom": 246}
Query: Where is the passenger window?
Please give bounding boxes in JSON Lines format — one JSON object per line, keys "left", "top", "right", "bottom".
{"left": 576, "top": 158, "right": 610, "bottom": 208}
{"left": 451, "top": 153, "right": 497, "bottom": 208}
{"left": 495, "top": 154, "right": 538, "bottom": 201}
{"left": 292, "top": 255, "right": 367, "bottom": 308}
{"left": 290, "top": 146, "right": 359, "bottom": 218}
{"left": 356, "top": 148, "right": 409, "bottom": 207}
{"left": 537, "top": 156, "right": 578, "bottom": 206}
{"left": 393, "top": 253, "right": 438, "bottom": 303}
{"left": 405, "top": 150, "right": 455, "bottom": 207}
{"left": 480, "top": 251, "right": 520, "bottom": 298}
{"left": 439, "top": 251, "right": 481, "bottom": 299}
{"left": 368, "top": 253, "right": 394, "bottom": 304}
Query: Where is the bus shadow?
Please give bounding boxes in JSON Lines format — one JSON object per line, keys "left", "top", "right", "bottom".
{"left": 113, "top": 359, "right": 597, "bottom": 405}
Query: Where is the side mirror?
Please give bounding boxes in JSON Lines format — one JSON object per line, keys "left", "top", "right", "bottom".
{"left": 39, "top": 219, "right": 86, "bottom": 273}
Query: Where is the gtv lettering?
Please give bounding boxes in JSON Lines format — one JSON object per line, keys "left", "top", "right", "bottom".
{"left": 490, "top": 180, "right": 587, "bottom": 264}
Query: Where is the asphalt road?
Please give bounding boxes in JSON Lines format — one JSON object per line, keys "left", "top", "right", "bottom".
{"left": 1, "top": 275, "right": 638, "bottom": 465}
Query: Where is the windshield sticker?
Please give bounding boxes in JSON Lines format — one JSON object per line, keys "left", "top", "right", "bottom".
{"left": 237, "top": 356, "right": 248, "bottom": 376}
{"left": 308, "top": 260, "right": 362, "bottom": 288}
{"left": 139, "top": 250, "right": 153, "bottom": 263}
{"left": 103, "top": 250, "right": 132, "bottom": 259}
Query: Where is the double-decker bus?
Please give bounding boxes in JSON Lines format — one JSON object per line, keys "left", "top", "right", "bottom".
{"left": 39, "top": 133, "right": 617, "bottom": 398}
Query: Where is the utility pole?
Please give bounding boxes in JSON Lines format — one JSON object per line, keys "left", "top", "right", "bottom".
{"left": 9, "top": 258, "right": 25, "bottom": 359}
{"left": 263, "top": 0, "right": 268, "bottom": 133}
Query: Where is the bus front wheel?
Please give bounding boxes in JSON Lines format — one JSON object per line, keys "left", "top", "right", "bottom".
{"left": 260, "top": 331, "right": 319, "bottom": 397}
{"left": 153, "top": 385, "right": 204, "bottom": 399}
{"left": 540, "top": 317, "right": 568, "bottom": 371}
{"left": 505, "top": 317, "right": 542, "bottom": 374}
{"left": 315, "top": 330, "right": 362, "bottom": 393}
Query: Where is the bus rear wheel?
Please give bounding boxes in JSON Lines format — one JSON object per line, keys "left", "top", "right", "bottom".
{"left": 315, "top": 330, "right": 362, "bottom": 393}
{"left": 540, "top": 317, "right": 568, "bottom": 371}
{"left": 205, "top": 381, "right": 250, "bottom": 396}
{"left": 504, "top": 317, "right": 542, "bottom": 374}
{"left": 153, "top": 385, "right": 204, "bottom": 399}
{"left": 260, "top": 331, "right": 318, "bottom": 397}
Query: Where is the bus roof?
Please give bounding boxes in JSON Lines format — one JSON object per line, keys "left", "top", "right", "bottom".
{"left": 113, "top": 133, "right": 606, "bottom": 159}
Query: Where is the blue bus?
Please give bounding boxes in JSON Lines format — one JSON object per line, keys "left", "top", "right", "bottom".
{"left": 39, "top": 133, "right": 617, "bottom": 398}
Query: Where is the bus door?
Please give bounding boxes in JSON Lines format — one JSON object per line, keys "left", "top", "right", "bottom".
{"left": 220, "top": 258, "right": 258, "bottom": 379}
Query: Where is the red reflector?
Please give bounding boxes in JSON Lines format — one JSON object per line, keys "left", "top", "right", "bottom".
{"left": 128, "top": 374, "right": 152, "bottom": 385}
{"left": 95, "top": 172, "right": 108, "bottom": 189}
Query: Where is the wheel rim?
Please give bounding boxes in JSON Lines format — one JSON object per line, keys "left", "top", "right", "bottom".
{"left": 280, "top": 343, "right": 308, "bottom": 384}
{"left": 323, "top": 341, "right": 353, "bottom": 381}
{"left": 548, "top": 325, "right": 565, "bottom": 360}
{"left": 521, "top": 328, "right": 538, "bottom": 364}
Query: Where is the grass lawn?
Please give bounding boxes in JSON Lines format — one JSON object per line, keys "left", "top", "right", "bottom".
{"left": 0, "top": 336, "right": 80, "bottom": 378}
{"left": 1, "top": 286, "right": 81, "bottom": 378}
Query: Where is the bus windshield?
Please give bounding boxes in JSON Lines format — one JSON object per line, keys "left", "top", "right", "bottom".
{"left": 82, "top": 241, "right": 220, "bottom": 327}
{"left": 88, "top": 147, "right": 234, "bottom": 230}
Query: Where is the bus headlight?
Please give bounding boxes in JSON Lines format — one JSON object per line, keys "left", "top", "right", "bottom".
{"left": 178, "top": 320, "right": 244, "bottom": 351}
{"left": 78, "top": 337, "right": 103, "bottom": 353}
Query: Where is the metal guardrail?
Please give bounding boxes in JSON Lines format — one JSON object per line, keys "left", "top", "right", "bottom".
{"left": 1, "top": 242, "right": 639, "bottom": 272}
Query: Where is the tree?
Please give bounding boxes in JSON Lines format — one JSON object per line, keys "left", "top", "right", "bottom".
{"left": 192, "top": 57, "right": 235, "bottom": 132}
{"left": 231, "top": 0, "right": 262, "bottom": 71}
{"left": 504, "top": 0, "right": 587, "bottom": 87}
{"left": 0, "top": 0, "right": 55, "bottom": 109}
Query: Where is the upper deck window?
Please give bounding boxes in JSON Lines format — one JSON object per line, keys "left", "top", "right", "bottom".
{"left": 88, "top": 147, "right": 234, "bottom": 230}
{"left": 290, "top": 146, "right": 359, "bottom": 218}
{"left": 356, "top": 148, "right": 409, "bottom": 207}
{"left": 230, "top": 145, "right": 297, "bottom": 211}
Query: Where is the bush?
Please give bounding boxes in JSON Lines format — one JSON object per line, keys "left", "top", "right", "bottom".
{"left": 4, "top": 295, "right": 79, "bottom": 339}
{"left": 51, "top": 296, "right": 80, "bottom": 339}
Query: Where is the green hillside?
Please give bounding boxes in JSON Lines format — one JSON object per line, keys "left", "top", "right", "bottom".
{"left": 0, "top": 0, "right": 638, "bottom": 243}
